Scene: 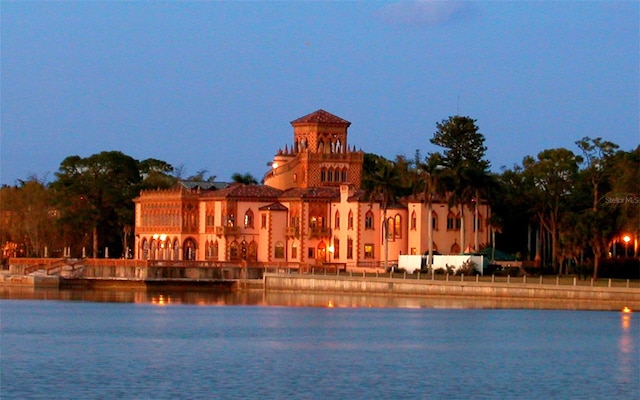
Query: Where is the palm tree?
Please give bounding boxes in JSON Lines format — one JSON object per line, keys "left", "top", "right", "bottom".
{"left": 417, "top": 153, "right": 446, "bottom": 270}
{"left": 362, "top": 157, "right": 404, "bottom": 270}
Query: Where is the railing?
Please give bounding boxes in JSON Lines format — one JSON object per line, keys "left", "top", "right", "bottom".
{"left": 268, "top": 268, "right": 639, "bottom": 289}
{"left": 285, "top": 226, "right": 299, "bottom": 238}
{"left": 215, "top": 226, "right": 241, "bottom": 236}
{"left": 308, "top": 227, "right": 331, "bottom": 238}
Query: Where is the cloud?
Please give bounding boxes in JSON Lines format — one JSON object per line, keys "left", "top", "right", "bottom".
{"left": 376, "top": 0, "right": 474, "bottom": 27}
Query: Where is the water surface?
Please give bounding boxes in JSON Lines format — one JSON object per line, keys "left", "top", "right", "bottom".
{"left": 1, "top": 293, "right": 637, "bottom": 399}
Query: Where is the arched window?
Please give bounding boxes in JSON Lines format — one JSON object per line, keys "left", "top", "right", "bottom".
{"left": 241, "top": 240, "right": 248, "bottom": 260}
{"left": 411, "top": 211, "right": 417, "bottom": 230}
{"left": 432, "top": 211, "right": 438, "bottom": 231}
{"left": 394, "top": 214, "right": 402, "bottom": 239}
{"left": 212, "top": 241, "right": 219, "bottom": 260}
{"left": 142, "top": 239, "right": 149, "bottom": 260}
{"left": 333, "top": 237, "right": 340, "bottom": 259}
{"left": 317, "top": 242, "right": 327, "bottom": 262}
{"left": 248, "top": 241, "right": 258, "bottom": 261}
{"left": 173, "top": 238, "right": 180, "bottom": 260}
{"left": 334, "top": 210, "right": 340, "bottom": 229}
{"left": 321, "top": 168, "right": 326, "bottom": 182}
{"left": 365, "top": 210, "right": 374, "bottom": 230}
{"left": 386, "top": 217, "right": 394, "bottom": 239}
{"left": 318, "top": 140, "right": 324, "bottom": 153}
{"left": 447, "top": 211, "right": 457, "bottom": 231}
{"left": 474, "top": 213, "right": 483, "bottom": 232}
{"left": 348, "top": 210, "right": 354, "bottom": 229}
{"left": 183, "top": 238, "right": 197, "bottom": 260}
{"left": 341, "top": 168, "right": 347, "bottom": 182}
{"left": 450, "top": 242, "right": 461, "bottom": 254}
{"left": 229, "top": 240, "right": 239, "bottom": 260}
{"left": 327, "top": 169, "right": 333, "bottom": 182}
{"left": 347, "top": 237, "right": 354, "bottom": 259}
{"left": 274, "top": 241, "right": 285, "bottom": 259}
{"left": 244, "top": 209, "right": 254, "bottom": 229}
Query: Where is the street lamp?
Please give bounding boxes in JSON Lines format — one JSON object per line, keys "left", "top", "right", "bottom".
{"left": 623, "top": 235, "right": 631, "bottom": 257}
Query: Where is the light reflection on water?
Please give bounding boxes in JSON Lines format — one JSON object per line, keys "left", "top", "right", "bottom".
{"left": 1, "top": 293, "right": 638, "bottom": 399}
{"left": 1, "top": 286, "right": 636, "bottom": 311}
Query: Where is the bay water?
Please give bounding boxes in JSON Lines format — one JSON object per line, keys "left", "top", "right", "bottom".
{"left": 1, "top": 289, "right": 638, "bottom": 399}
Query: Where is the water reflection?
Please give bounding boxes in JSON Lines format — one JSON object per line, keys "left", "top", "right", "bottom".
{"left": 1, "top": 286, "right": 637, "bottom": 311}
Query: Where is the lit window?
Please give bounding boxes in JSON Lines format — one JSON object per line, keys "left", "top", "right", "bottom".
{"left": 364, "top": 244, "right": 374, "bottom": 259}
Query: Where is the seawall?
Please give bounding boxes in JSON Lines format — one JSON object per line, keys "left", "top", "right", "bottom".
{"left": 263, "top": 273, "right": 640, "bottom": 306}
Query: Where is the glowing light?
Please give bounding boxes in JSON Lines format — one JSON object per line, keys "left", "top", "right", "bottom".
{"left": 152, "top": 234, "right": 159, "bottom": 240}
{"left": 272, "top": 162, "right": 278, "bottom": 169}
{"left": 622, "top": 306, "right": 632, "bottom": 313}
{"left": 159, "top": 234, "right": 167, "bottom": 241}
{"left": 623, "top": 235, "right": 631, "bottom": 244}
{"left": 328, "top": 245, "right": 334, "bottom": 253}
{"left": 327, "top": 300, "right": 334, "bottom": 308}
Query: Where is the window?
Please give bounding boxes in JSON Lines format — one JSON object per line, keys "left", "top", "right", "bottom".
{"left": 411, "top": 211, "right": 416, "bottom": 230}
{"left": 447, "top": 212, "right": 458, "bottom": 231}
{"left": 227, "top": 214, "right": 235, "bottom": 227}
{"left": 229, "top": 240, "right": 239, "bottom": 259}
{"left": 308, "top": 248, "right": 315, "bottom": 259}
{"left": 364, "top": 243, "right": 374, "bottom": 259}
{"left": 333, "top": 237, "right": 340, "bottom": 259}
{"left": 341, "top": 169, "right": 347, "bottom": 182}
{"left": 334, "top": 210, "right": 340, "bottom": 229}
{"left": 212, "top": 241, "right": 219, "bottom": 260}
{"left": 291, "top": 243, "right": 298, "bottom": 259}
{"left": 348, "top": 210, "right": 354, "bottom": 229}
{"left": 261, "top": 214, "right": 267, "bottom": 229}
{"left": 386, "top": 217, "right": 394, "bottom": 239}
{"left": 321, "top": 169, "right": 326, "bottom": 182}
{"left": 394, "top": 214, "right": 402, "bottom": 239}
{"left": 347, "top": 237, "right": 353, "bottom": 259}
{"left": 365, "top": 211, "right": 374, "bottom": 230}
{"left": 206, "top": 215, "right": 215, "bottom": 227}
{"left": 474, "top": 214, "right": 483, "bottom": 232}
{"left": 274, "top": 241, "right": 285, "bottom": 259}
{"left": 293, "top": 173, "right": 297, "bottom": 183}
{"left": 244, "top": 209, "right": 254, "bottom": 229}
{"left": 327, "top": 170, "right": 333, "bottom": 182}
{"left": 432, "top": 211, "right": 438, "bottom": 231}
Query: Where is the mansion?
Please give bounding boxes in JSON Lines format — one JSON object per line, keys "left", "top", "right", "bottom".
{"left": 133, "top": 110, "right": 491, "bottom": 269}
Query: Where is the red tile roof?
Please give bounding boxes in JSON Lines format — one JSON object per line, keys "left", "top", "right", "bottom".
{"left": 201, "top": 184, "right": 283, "bottom": 200}
{"left": 279, "top": 187, "right": 341, "bottom": 200}
{"left": 290, "top": 109, "right": 351, "bottom": 126}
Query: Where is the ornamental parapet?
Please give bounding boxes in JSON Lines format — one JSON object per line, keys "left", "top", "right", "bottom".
{"left": 285, "top": 226, "right": 300, "bottom": 238}
{"left": 309, "top": 227, "right": 331, "bottom": 238}
{"left": 215, "top": 226, "right": 242, "bottom": 237}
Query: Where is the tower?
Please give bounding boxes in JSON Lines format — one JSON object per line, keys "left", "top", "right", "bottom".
{"left": 263, "top": 109, "right": 364, "bottom": 190}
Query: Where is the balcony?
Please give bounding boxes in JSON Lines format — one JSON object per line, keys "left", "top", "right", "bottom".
{"left": 215, "top": 226, "right": 241, "bottom": 236}
{"left": 285, "top": 226, "right": 299, "bottom": 238}
{"left": 308, "top": 227, "right": 331, "bottom": 238}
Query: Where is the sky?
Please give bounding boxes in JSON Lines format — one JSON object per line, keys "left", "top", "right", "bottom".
{"left": 1, "top": 1, "right": 638, "bottom": 185}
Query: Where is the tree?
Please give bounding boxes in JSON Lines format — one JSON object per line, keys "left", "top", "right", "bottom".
{"left": 362, "top": 155, "right": 405, "bottom": 270}
{"left": 575, "top": 137, "right": 619, "bottom": 278}
{"left": 521, "top": 148, "right": 582, "bottom": 273}
{"left": 138, "top": 158, "right": 176, "bottom": 190}
{"left": 51, "top": 151, "right": 142, "bottom": 258}
{"left": 430, "top": 116, "right": 490, "bottom": 253}
{"left": 231, "top": 172, "right": 258, "bottom": 185}
{"left": 0, "top": 176, "right": 60, "bottom": 258}
{"left": 416, "top": 152, "right": 447, "bottom": 269}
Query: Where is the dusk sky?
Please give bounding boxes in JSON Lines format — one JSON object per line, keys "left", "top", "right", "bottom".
{"left": 2, "top": 1, "right": 638, "bottom": 185}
